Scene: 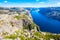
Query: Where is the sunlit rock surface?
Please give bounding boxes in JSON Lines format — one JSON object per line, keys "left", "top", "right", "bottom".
{"left": 0, "top": 8, "right": 40, "bottom": 40}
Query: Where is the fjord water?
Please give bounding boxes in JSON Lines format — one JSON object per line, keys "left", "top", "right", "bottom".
{"left": 29, "top": 8, "right": 60, "bottom": 33}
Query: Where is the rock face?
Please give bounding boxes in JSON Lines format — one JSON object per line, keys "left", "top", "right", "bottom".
{"left": 0, "top": 8, "right": 39, "bottom": 40}
{"left": 0, "top": 14, "right": 23, "bottom": 34}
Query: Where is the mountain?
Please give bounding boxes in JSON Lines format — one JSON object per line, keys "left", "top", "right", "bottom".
{"left": 38, "top": 7, "right": 60, "bottom": 21}
{"left": 0, "top": 7, "right": 60, "bottom": 40}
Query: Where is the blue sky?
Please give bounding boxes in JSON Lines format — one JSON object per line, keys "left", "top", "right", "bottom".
{"left": 0, "top": 0, "right": 60, "bottom": 7}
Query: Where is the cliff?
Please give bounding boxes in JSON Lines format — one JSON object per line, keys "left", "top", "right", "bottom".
{"left": 0, "top": 8, "right": 40, "bottom": 40}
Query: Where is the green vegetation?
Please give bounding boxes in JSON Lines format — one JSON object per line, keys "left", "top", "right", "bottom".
{"left": 19, "top": 36, "right": 25, "bottom": 40}
{"left": 4, "top": 34, "right": 18, "bottom": 39}
{"left": 14, "top": 14, "right": 28, "bottom": 20}
{"left": 3, "top": 30, "right": 60, "bottom": 40}
{"left": 14, "top": 15, "right": 20, "bottom": 20}
{"left": 33, "top": 32, "right": 43, "bottom": 38}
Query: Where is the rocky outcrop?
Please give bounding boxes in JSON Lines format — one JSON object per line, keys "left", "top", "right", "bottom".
{"left": 0, "top": 8, "right": 40, "bottom": 40}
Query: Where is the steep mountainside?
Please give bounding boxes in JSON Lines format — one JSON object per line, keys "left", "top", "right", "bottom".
{"left": 0, "top": 8, "right": 40, "bottom": 40}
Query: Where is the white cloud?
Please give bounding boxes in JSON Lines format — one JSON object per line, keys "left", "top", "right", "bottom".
{"left": 4, "top": 1, "right": 8, "bottom": 3}
{"left": 39, "top": 2, "right": 45, "bottom": 4}
{"left": 1, "top": 2, "right": 60, "bottom": 7}
{"left": 56, "top": 2, "right": 60, "bottom": 5}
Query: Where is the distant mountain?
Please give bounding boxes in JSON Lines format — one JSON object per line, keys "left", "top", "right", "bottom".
{"left": 38, "top": 7, "right": 60, "bottom": 21}
{"left": 0, "top": 7, "right": 26, "bottom": 12}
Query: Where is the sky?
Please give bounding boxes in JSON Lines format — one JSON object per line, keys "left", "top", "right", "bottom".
{"left": 0, "top": 0, "right": 60, "bottom": 7}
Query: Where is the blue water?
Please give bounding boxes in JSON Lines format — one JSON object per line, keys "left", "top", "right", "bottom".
{"left": 30, "top": 9, "right": 60, "bottom": 33}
